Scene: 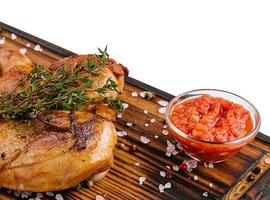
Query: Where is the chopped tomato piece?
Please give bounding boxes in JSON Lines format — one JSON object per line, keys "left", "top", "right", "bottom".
{"left": 171, "top": 95, "right": 253, "bottom": 142}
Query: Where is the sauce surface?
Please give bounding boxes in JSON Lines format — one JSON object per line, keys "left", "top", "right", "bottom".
{"left": 171, "top": 95, "right": 253, "bottom": 142}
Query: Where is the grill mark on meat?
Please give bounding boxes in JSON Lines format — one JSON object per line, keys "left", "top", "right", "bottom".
{"left": 69, "top": 110, "right": 96, "bottom": 151}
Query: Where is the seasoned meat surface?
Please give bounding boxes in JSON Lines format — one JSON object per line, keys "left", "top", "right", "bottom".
{"left": 0, "top": 48, "right": 123, "bottom": 192}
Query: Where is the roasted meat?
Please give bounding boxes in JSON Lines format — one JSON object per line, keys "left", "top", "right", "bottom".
{"left": 0, "top": 47, "right": 127, "bottom": 192}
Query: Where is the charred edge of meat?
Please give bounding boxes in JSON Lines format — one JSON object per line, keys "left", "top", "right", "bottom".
{"left": 69, "top": 110, "right": 96, "bottom": 151}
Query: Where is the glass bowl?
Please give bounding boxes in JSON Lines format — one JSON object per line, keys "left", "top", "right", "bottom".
{"left": 165, "top": 89, "right": 261, "bottom": 163}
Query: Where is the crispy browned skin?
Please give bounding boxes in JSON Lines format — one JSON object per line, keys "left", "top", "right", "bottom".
{"left": 0, "top": 48, "right": 125, "bottom": 192}
{"left": 48, "top": 54, "right": 128, "bottom": 102}
{"left": 0, "top": 111, "right": 117, "bottom": 192}
{"left": 0, "top": 47, "right": 33, "bottom": 96}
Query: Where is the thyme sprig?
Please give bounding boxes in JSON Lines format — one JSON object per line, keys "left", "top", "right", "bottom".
{"left": 0, "top": 47, "right": 123, "bottom": 119}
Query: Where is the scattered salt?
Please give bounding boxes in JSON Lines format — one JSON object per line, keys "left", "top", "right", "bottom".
{"left": 96, "top": 195, "right": 105, "bottom": 200}
{"left": 163, "top": 125, "right": 167, "bottom": 129}
{"left": 150, "top": 118, "right": 156, "bottom": 123}
{"left": 158, "top": 107, "right": 167, "bottom": 114}
{"left": 26, "top": 43, "right": 31, "bottom": 47}
{"left": 140, "top": 136, "right": 150, "bottom": 144}
{"left": 162, "top": 130, "right": 169, "bottom": 135}
{"left": 159, "top": 184, "right": 165, "bottom": 190}
{"left": 131, "top": 91, "right": 138, "bottom": 97}
{"left": 160, "top": 171, "right": 166, "bottom": 177}
{"left": 154, "top": 135, "right": 159, "bottom": 139}
{"left": 157, "top": 100, "right": 168, "bottom": 107}
{"left": 144, "top": 123, "right": 149, "bottom": 127}
{"left": 135, "top": 162, "right": 140, "bottom": 166}
{"left": 117, "top": 113, "right": 122, "bottom": 118}
{"left": 36, "top": 193, "right": 43, "bottom": 198}
{"left": 126, "top": 122, "right": 133, "bottom": 127}
{"left": 0, "top": 37, "right": 5, "bottom": 44}
{"left": 123, "top": 103, "right": 129, "bottom": 110}
{"left": 117, "top": 131, "right": 127, "bottom": 137}
{"left": 164, "top": 182, "right": 171, "bottom": 189}
{"left": 46, "top": 192, "right": 54, "bottom": 197}
{"left": 34, "top": 44, "right": 43, "bottom": 52}
{"left": 173, "top": 165, "right": 179, "bottom": 171}
{"left": 194, "top": 175, "right": 199, "bottom": 181}
{"left": 208, "top": 163, "right": 214, "bottom": 168}
{"left": 55, "top": 194, "right": 64, "bottom": 200}
{"left": 209, "top": 183, "right": 213, "bottom": 188}
{"left": 19, "top": 47, "right": 27, "bottom": 54}
{"left": 11, "top": 33, "right": 17, "bottom": 40}
{"left": 165, "top": 140, "right": 177, "bottom": 157}
{"left": 139, "top": 91, "right": 147, "bottom": 98}
{"left": 139, "top": 176, "right": 146, "bottom": 185}
{"left": 144, "top": 110, "right": 148, "bottom": 114}
{"left": 265, "top": 158, "right": 270, "bottom": 165}
{"left": 203, "top": 192, "right": 208, "bottom": 197}
{"left": 14, "top": 191, "right": 21, "bottom": 197}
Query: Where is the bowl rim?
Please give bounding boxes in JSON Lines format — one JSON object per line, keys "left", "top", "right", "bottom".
{"left": 165, "top": 89, "right": 261, "bottom": 145}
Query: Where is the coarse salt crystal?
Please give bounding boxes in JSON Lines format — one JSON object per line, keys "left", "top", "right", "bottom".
{"left": 154, "top": 135, "right": 159, "bottom": 139}
{"left": 203, "top": 192, "right": 208, "bottom": 197}
{"left": 160, "top": 171, "right": 166, "bottom": 177}
{"left": 204, "top": 163, "right": 208, "bottom": 168}
{"left": 55, "top": 194, "right": 64, "bottom": 200}
{"left": 162, "top": 130, "right": 169, "bottom": 135}
{"left": 21, "top": 192, "right": 30, "bottom": 198}
{"left": 117, "top": 131, "right": 127, "bottom": 137}
{"left": 14, "top": 191, "right": 21, "bottom": 197}
{"left": 131, "top": 91, "right": 138, "bottom": 97}
{"left": 36, "top": 193, "right": 43, "bottom": 198}
{"left": 139, "top": 91, "right": 147, "bottom": 98}
{"left": 194, "top": 175, "right": 199, "bottom": 181}
{"left": 158, "top": 107, "right": 167, "bottom": 114}
{"left": 117, "top": 113, "right": 122, "bottom": 118}
{"left": 144, "top": 110, "right": 148, "bottom": 114}
{"left": 46, "top": 192, "right": 54, "bottom": 197}
{"left": 265, "top": 158, "right": 270, "bottom": 165}
{"left": 19, "top": 47, "right": 27, "bottom": 54}
{"left": 135, "top": 162, "right": 140, "bottom": 166}
{"left": 123, "top": 103, "right": 129, "bottom": 110}
{"left": 140, "top": 136, "right": 150, "bottom": 144}
{"left": 166, "top": 165, "right": 171, "bottom": 169}
{"left": 144, "top": 123, "right": 149, "bottom": 127}
{"left": 188, "top": 160, "right": 198, "bottom": 168}
{"left": 26, "top": 43, "right": 31, "bottom": 47}
{"left": 0, "top": 37, "right": 5, "bottom": 45}
{"left": 11, "top": 33, "right": 17, "bottom": 40}
{"left": 139, "top": 176, "right": 146, "bottom": 185}
{"left": 173, "top": 165, "right": 179, "bottom": 171}
{"left": 34, "top": 44, "right": 43, "bottom": 52}
{"left": 150, "top": 118, "right": 156, "bottom": 123}
{"left": 157, "top": 100, "right": 168, "bottom": 107}
{"left": 159, "top": 184, "right": 165, "bottom": 190}
{"left": 209, "top": 183, "right": 213, "bottom": 188}
{"left": 96, "top": 195, "right": 105, "bottom": 200}
{"left": 163, "top": 124, "right": 167, "bottom": 129}
{"left": 208, "top": 163, "right": 214, "bottom": 168}
{"left": 164, "top": 182, "right": 171, "bottom": 189}
{"left": 126, "top": 122, "right": 133, "bottom": 127}
{"left": 166, "top": 140, "right": 176, "bottom": 157}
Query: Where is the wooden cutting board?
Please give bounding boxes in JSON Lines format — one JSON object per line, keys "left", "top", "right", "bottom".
{"left": 0, "top": 22, "right": 270, "bottom": 200}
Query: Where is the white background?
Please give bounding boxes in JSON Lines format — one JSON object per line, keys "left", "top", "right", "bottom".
{"left": 1, "top": 1, "right": 270, "bottom": 135}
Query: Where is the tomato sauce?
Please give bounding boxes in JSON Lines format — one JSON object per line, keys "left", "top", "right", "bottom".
{"left": 171, "top": 95, "right": 253, "bottom": 142}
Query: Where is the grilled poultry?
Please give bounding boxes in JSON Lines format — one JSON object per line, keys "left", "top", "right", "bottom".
{"left": 0, "top": 47, "right": 128, "bottom": 192}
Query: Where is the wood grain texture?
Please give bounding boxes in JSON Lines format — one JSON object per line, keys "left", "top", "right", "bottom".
{"left": 1, "top": 22, "right": 270, "bottom": 200}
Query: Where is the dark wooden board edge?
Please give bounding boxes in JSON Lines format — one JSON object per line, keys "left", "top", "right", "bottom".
{"left": 1, "top": 22, "right": 270, "bottom": 199}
